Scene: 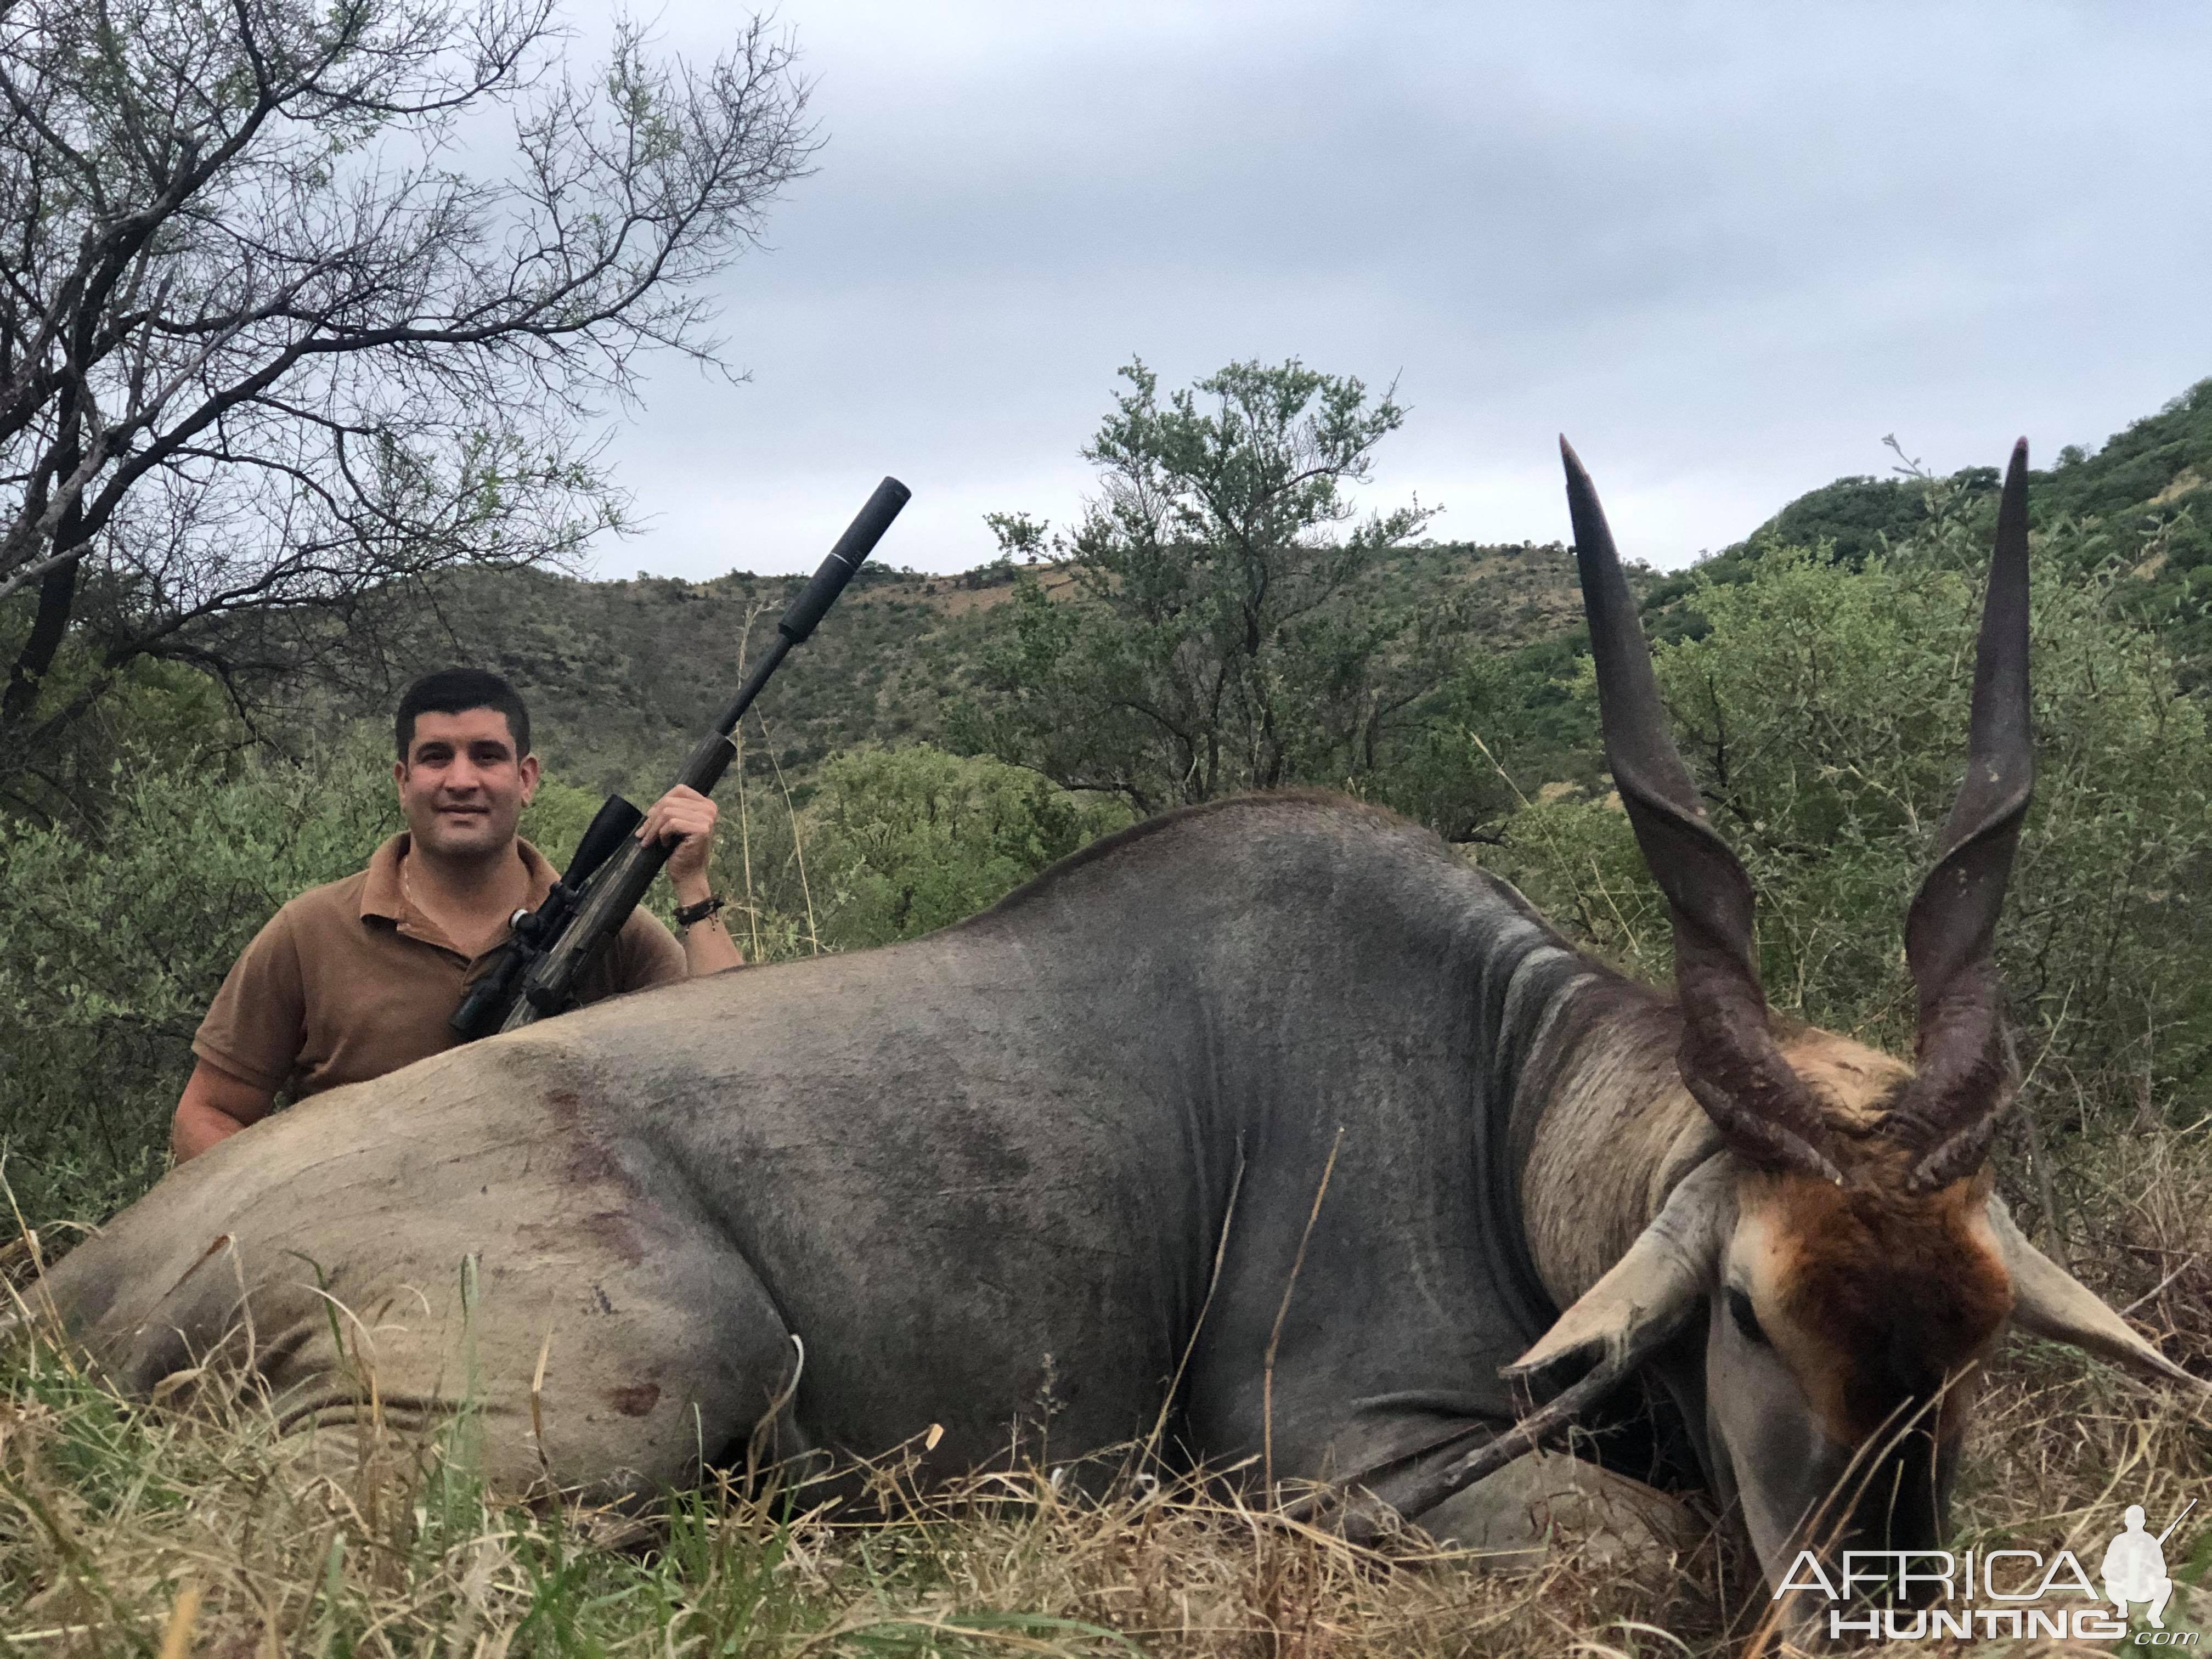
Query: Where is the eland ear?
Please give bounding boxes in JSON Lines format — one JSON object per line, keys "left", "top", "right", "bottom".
{"left": 1988, "top": 1199, "right": 2203, "bottom": 1390}
{"left": 1507, "top": 1157, "right": 1733, "bottom": 1391}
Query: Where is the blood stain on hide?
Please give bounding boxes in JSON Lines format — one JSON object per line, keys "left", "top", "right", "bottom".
{"left": 566, "top": 1142, "right": 622, "bottom": 1186}
{"left": 539, "top": 1090, "right": 625, "bottom": 1184}
{"left": 162, "top": 1233, "right": 233, "bottom": 1299}
{"left": 515, "top": 1210, "right": 645, "bottom": 1268}
{"left": 607, "top": 1383, "right": 660, "bottom": 1417}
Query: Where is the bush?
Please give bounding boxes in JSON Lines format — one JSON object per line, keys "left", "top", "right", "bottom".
{"left": 1485, "top": 484, "right": 2212, "bottom": 1164}
{"left": 804, "top": 746, "right": 1131, "bottom": 948}
{"left": 0, "top": 731, "right": 402, "bottom": 1222}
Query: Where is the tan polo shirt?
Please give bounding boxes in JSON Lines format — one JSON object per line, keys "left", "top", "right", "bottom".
{"left": 193, "top": 833, "right": 687, "bottom": 1099}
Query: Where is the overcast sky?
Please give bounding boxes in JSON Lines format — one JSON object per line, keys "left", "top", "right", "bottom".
{"left": 562, "top": 2, "right": 2212, "bottom": 579}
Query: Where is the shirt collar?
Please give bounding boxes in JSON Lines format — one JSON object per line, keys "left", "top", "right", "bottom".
{"left": 359, "top": 833, "right": 560, "bottom": 924}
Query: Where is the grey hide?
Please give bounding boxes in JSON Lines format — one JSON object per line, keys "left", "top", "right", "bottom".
{"left": 36, "top": 795, "right": 1633, "bottom": 1515}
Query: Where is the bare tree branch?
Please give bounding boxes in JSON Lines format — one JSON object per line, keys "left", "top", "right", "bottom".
{"left": 0, "top": 0, "right": 816, "bottom": 791}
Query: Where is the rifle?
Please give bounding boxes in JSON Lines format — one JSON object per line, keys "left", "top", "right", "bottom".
{"left": 450, "top": 476, "right": 912, "bottom": 1041}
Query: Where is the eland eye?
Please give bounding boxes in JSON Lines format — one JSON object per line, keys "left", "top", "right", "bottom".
{"left": 1726, "top": 1286, "right": 1768, "bottom": 1346}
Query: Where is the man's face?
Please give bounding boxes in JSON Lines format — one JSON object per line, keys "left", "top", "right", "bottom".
{"left": 393, "top": 708, "right": 540, "bottom": 863}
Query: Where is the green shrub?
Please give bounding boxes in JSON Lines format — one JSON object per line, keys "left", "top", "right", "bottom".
{"left": 804, "top": 746, "right": 1131, "bottom": 948}
{"left": 0, "top": 731, "right": 402, "bottom": 1222}
{"left": 1486, "top": 492, "right": 2212, "bottom": 1150}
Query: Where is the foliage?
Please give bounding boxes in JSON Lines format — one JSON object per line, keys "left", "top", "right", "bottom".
{"left": 0, "top": 731, "right": 389, "bottom": 1220}
{"left": 954, "top": 359, "right": 1516, "bottom": 827}
{"left": 0, "top": 0, "right": 816, "bottom": 814}
{"left": 0, "top": 635, "right": 245, "bottom": 826}
{"left": 1488, "top": 474, "right": 2212, "bottom": 1165}
{"left": 800, "top": 746, "right": 1131, "bottom": 948}
{"left": 1652, "top": 380, "right": 2212, "bottom": 685}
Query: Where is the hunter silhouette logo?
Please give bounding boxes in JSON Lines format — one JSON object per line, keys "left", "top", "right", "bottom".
{"left": 2106, "top": 1501, "right": 2194, "bottom": 1629}
{"left": 1775, "top": 1494, "right": 2200, "bottom": 1643}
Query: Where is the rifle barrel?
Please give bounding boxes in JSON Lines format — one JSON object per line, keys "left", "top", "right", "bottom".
{"left": 492, "top": 476, "right": 910, "bottom": 1034}
{"left": 2157, "top": 1498, "right": 2197, "bottom": 1545}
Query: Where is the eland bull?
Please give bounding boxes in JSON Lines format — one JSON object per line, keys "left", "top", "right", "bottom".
{"left": 23, "top": 441, "right": 2197, "bottom": 1619}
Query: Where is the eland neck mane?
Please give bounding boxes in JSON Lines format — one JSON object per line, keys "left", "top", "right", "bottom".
{"left": 1515, "top": 982, "right": 1920, "bottom": 1307}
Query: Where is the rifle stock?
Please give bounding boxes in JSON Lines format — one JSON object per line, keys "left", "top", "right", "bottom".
{"left": 450, "top": 476, "right": 912, "bottom": 1041}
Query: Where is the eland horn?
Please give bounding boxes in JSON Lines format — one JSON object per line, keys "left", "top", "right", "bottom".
{"left": 1561, "top": 439, "right": 1841, "bottom": 1184}
{"left": 1887, "top": 440, "right": 2035, "bottom": 1191}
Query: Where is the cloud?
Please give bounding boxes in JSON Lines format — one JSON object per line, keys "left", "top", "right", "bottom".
{"left": 572, "top": 1, "right": 2212, "bottom": 575}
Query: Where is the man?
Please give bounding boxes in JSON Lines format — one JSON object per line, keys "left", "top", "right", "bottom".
{"left": 171, "top": 668, "right": 745, "bottom": 1160}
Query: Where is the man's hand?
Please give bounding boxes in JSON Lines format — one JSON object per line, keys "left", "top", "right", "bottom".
{"left": 637, "top": 783, "right": 720, "bottom": 905}
{"left": 637, "top": 783, "right": 744, "bottom": 973}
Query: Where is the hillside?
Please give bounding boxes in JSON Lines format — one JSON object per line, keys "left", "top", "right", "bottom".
{"left": 1658, "top": 377, "right": 2212, "bottom": 678}
{"left": 342, "top": 376, "right": 2212, "bottom": 798}
{"left": 1757, "top": 378, "right": 2212, "bottom": 554}
{"left": 392, "top": 539, "right": 1600, "bottom": 798}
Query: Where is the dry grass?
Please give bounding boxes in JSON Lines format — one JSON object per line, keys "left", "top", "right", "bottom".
{"left": 0, "top": 1358, "right": 1707, "bottom": 1659}
{"left": 3, "top": 1126, "right": 2205, "bottom": 1658}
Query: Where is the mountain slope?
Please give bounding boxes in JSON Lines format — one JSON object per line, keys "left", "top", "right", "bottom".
{"left": 353, "top": 375, "right": 2212, "bottom": 795}
{"left": 401, "top": 540, "right": 1598, "bottom": 798}
{"left": 1643, "top": 378, "right": 2212, "bottom": 679}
